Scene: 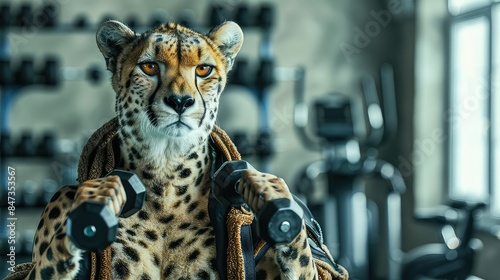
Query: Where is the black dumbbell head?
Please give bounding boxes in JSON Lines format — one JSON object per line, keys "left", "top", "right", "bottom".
{"left": 39, "top": 3, "right": 58, "bottom": 27}
{"left": 230, "top": 59, "right": 251, "bottom": 86}
{"left": 107, "top": 170, "right": 146, "bottom": 218}
{"left": 17, "top": 4, "right": 33, "bottom": 27}
{"left": 67, "top": 201, "right": 118, "bottom": 251}
{"left": 37, "top": 132, "right": 57, "bottom": 157}
{"left": 150, "top": 12, "right": 167, "bottom": 28}
{"left": 42, "top": 56, "right": 59, "bottom": 86}
{"left": 255, "top": 130, "right": 274, "bottom": 157}
{"left": 257, "top": 198, "right": 304, "bottom": 245}
{"left": 125, "top": 15, "right": 140, "bottom": 30}
{"left": 208, "top": 4, "right": 227, "bottom": 27}
{"left": 232, "top": 132, "right": 254, "bottom": 157}
{"left": 0, "top": 59, "right": 12, "bottom": 86}
{"left": 0, "top": 133, "right": 13, "bottom": 157}
{"left": 16, "top": 132, "right": 36, "bottom": 157}
{"left": 0, "top": 4, "right": 11, "bottom": 28}
{"left": 16, "top": 57, "right": 36, "bottom": 86}
{"left": 234, "top": 4, "right": 251, "bottom": 27}
{"left": 257, "top": 4, "right": 274, "bottom": 30}
{"left": 257, "top": 58, "right": 274, "bottom": 89}
{"left": 73, "top": 14, "right": 89, "bottom": 29}
{"left": 86, "top": 65, "right": 102, "bottom": 84}
{"left": 213, "top": 160, "right": 255, "bottom": 204}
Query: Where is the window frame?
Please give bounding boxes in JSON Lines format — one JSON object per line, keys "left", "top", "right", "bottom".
{"left": 446, "top": 1, "right": 500, "bottom": 224}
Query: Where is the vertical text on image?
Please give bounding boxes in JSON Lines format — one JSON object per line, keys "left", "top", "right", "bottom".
{"left": 6, "top": 166, "right": 17, "bottom": 272}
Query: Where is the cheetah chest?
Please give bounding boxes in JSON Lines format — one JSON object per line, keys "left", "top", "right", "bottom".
{"left": 109, "top": 190, "right": 218, "bottom": 279}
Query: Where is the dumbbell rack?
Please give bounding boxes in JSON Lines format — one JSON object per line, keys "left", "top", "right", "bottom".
{"left": 0, "top": 2, "right": 278, "bottom": 278}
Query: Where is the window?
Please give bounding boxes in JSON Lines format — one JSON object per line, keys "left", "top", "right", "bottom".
{"left": 492, "top": 4, "right": 500, "bottom": 215}
{"left": 448, "top": 0, "right": 500, "bottom": 217}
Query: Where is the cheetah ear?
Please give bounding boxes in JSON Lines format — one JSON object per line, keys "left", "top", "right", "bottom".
{"left": 96, "top": 20, "right": 135, "bottom": 72}
{"left": 207, "top": 21, "right": 244, "bottom": 71}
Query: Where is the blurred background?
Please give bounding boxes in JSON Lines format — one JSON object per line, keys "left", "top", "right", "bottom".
{"left": 1, "top": 0, "right": 500, "bottom": 279}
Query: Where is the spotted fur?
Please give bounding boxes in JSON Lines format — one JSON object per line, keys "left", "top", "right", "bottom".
{"left": 23, "top": 20, "right": 338, "bottom": 280}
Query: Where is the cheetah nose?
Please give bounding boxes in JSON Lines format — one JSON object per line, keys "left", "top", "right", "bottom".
{"left": 164, "top": 95, "right": 195, "bottom": 114}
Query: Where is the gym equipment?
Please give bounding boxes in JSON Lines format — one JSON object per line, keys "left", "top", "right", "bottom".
{"left": 0, "top": 133, "right": 13, "bottom": 157}
{"left": 212, "top": 160, "right": 304, "bottom": 245}
{"left": 0, "top": 178, "right": 58, "bottom": 208}
{"left": 206, "top": 3, "right": 275, "bottom": 172}
{"left": 231, "top": 132, "right": 254, "bottom": 157}
{"left": 36, "top": 132, "right": 57, "bottom": 157}
{"left": 208, "top": 3, "right": 275, "bottom": 30}
{"left": 20, "top": 180, "right": 38, "bottom": 207}
{"left": 293, "top": 64, "right": 404, "bottom": 280}
{"left": 0, "top": 56, "right": 103, "bottom": 87}
{"left": 402, "top": 202, "right": 485, "bottom": 280}
{"left": 15, "top": 132, "right": 36, "bottom": 157}
{"left": 38, "top": 179, "right": 59, "bottom": 206}
{"left": 234, "top": 4, "right": 251, "bottom": 27}
{"left": 0, "top": 131, "right": 58, "bottom": 158}
{"left": 66, "top": 170, "right": 146, "bottom": 252}
{"left": 256, "top": 4, "right": 274, "bottom": 30}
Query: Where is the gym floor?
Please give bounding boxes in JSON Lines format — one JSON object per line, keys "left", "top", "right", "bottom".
{"left": 1, "top": 0, "right": 500, "bottom": 279}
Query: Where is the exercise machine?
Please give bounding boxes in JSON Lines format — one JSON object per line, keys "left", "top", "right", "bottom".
{"left": 402, "top": 201, "right": 485, "bottom": 280}
{"left": 292, "top": 64, "right": 405, "bottom": 280}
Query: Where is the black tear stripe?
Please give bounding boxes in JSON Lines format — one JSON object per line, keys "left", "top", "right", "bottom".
{"left": 147, "top": 73, "right": 163, "bottom": 127}
{"left": 194, "top": 77, "right": 207, "bottom": 128}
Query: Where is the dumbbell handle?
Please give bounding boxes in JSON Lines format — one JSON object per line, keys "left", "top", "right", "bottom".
{"left": 213, "top": 160, "right": 304, "bottom": 245}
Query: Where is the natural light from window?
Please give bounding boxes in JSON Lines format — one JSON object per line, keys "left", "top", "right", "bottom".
{"left": 492, "top": 5, "right": 500, "bottom": 216}
{"left": 449, "top": 16, "right": 489, "bottom": 203}
{"left": 448, "top": 0, "right": 491, "bottom": 15}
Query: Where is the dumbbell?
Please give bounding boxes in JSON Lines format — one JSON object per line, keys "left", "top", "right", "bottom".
{"left": 38, "top": 179, "right": 59, "bottom": 206}
{"left": 177, "top": 9, "right": 196, "bottom": 29}
{"left": 0, "top": 4, "right": 11, "bottom": 28}
{"left": 15, "top": 57, "right": 36, "bottom": 86}
{"left": 21, "top": 180, "right": 39, "bottom": 207}
{"left": 256, "top": 4, "right": 274, "bottom": 30}
{"left": 208, "top": 4, "right": 228, "bottom": 27}
{"left": 255, "top": 130, "right": 274, "bottom": 158}
{"left": 212, "top": 160, "right": 304, "bottom": 245}
{"left": 15, "top": 132, "right": 36, "bottom": 157}
{"left": 67, "top": 170, "right": 146, "bottom": 252}
{"left": 0, "top": 133, "right": 14, "bottom": 157}
{"left": 229, "top": 58, "right": 251, "bottom": 86}
{"left": 0, "top": 57, "right": 104, "bottom": 87}
{"left": 231, "top": 132, "right": 254, "bottom": 157}
{"left": 125, "top": 15, "right": 140, "bottom": 30}
{"left": 256, "top": 58, "right": 274, "bottom": 90}
{"left": 36, "top": 131, "right": 57, "bottom": 157}
{"left": 234, "top": 4, "right": 251, "bottom": 27}
{"left": 72, "top": 14, "right": 89, "bottom": 29}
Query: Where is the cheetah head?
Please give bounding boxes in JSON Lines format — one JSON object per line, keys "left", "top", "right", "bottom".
{"left": 96, "top": 20, "right": 243, "bottom": 156}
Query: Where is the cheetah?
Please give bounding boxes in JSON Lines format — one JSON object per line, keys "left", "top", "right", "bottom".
{"left": 6, "top": 20, "right": 348, "bottom": 280}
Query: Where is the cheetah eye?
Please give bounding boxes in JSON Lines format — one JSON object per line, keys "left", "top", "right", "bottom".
{"left": 139, "top": 62, "right": 159, "bottom": 76}
{"left": 195, "top": 65, "right": 213, "bottom": 78}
